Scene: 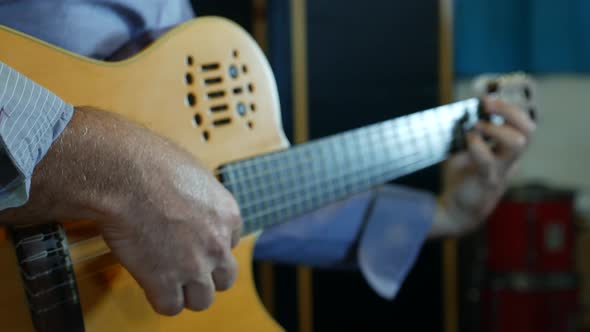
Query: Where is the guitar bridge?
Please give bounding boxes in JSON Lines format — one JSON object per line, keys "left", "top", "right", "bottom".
{"left": 9, "top": 224, "right": 85, "bottom": 332}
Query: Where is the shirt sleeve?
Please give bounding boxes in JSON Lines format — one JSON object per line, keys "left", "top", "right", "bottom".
{"left": 253, "top": 184, "right": 435, "bottom": 300}
{"left": 0, "top": 61, "right": 74, "bottom": 210}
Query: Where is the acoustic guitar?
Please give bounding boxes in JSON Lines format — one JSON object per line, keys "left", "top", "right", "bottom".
{"left": 0, "top": 17, "right": 535, "bottom": 331}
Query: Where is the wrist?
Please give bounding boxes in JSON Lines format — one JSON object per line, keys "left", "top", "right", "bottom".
{"left": 38, "top": 106, "right": 138, "bottom": 223}
{"left": 430, "top": 195, "right": 468, "bottom": 238}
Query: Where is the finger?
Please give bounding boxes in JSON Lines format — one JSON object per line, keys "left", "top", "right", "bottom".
{"left": 231, "top": 219, "right": 242, "bottom": 248}
{"left": 466, "top": 131, "right": 498, "bottom": 186}
{"left": 183, "top": 275, "right": 216, "bottom": 311}
{"left": 142, "top": 278, "right": 184, "bottom": 316}
{"left": 483, "top": 97, "right": 536, "bottom": 136}
{"left": 212, "top": 251, "right": 238, "bottom": 291}
{"left": 223, "top": 189, "right": 243, "bottom": 249}
{"left": 475, "top": 122, "right": 527, "bottom": 160}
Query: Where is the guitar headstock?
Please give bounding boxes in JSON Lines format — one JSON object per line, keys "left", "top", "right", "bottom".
{"left": 472, "top": 72, "right": 538, "bottom": 122}
{"left": 450, "top": 72, "right": 538, "bottom": 153}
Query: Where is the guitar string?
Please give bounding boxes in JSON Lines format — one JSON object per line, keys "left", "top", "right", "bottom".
{"left": 214, "top": 100, "right": 473, "bottom": 182}
{"left": 236, "top": 148, "right": 424, "bottom": 213}
{"left": 217, "top": 102, "right": 472, "bottom": 200}
{"left": 229, "top": 108, "right": 458, "bottom": 211}
{"left": 224, "top": 114, "right": 437, "bottom": 191}
{"left": 234, "top": 127, "right": 439, "bottom": 213}
{"left": 242, "top": 149, "right": 444, "bottom": 232}
{"left": 225, "top": 86, "right": 533, "bottom": 183}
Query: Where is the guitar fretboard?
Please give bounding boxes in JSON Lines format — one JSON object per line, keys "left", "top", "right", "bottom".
{"left": 220, "top": 98, "right": 479, "bottom": 235}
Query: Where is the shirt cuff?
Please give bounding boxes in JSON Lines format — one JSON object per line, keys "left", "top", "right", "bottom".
{"left": 357, "top": 185, "right": 435, "bottom": 300}
{"left": 253, "top": 184, "right": 435, "bottom": 301}
{"left": 0, "top": 62, "right": 74, "bottom": 209}
{"left": 0, "top": 177, "right": 30, "bottom": 210}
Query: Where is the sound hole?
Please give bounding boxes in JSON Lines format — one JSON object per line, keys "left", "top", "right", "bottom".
{"left": 213, "top": 118, "right": 232, "bottom": 127}
{"left": 233, "top": 49, "right": 239, "bottom": 58}
{"left": 204, "top": 77, "right": 223, "bottom": 85}
{"left": 486, "top": 81, "right": 499, "bottom": 93}
{"left": 194, "top": 114, "right": 202, "bottom": 126}
{"left": 248, "top": 83, "right": 255, "bottom": 93}
{"left": 529, "top": 107, "right": 537, "bottom": 121}
{"left": 211, "top": 104, "right": 229, "bottom": 113}
{"left": 186, "top": 55, "right": 194, "bottom": 66}
{"left": 247, "top": 121, "right": 254, "bottom": 129}
{"left": 242, "top": 64, "right": 248, "bottom": 73}
{"left": 524, "top": 86, "right": 532, "bottom": 100}
{"left": 186, "top": 93, "right": 196, "bottom": 107}
{"left": 185, "top": 73, "right": 193, "bottom": 85}
{"left": 233, "top": 87, "right": 244, "bottom": 95}
{"left": 207, "top": 90, "right": 225, "bottom": 99}
{"left": 202, "top": 130, "right": 210, "bottom": 141}
{"left": 250, "top": 103, "right": 257, "bottom": 112}
{"left": 201, "top": 63, "right": 220, "bottom": 71}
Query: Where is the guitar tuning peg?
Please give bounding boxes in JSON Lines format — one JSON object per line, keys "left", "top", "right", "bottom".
{"left": 523, "top": 86, "right": 532, "bottom": 100}
{"left": 528, "top": 106, "right": 538, "bottom": 122}
{"left": 486, "top": 81, "right": 499, "bottom": 94}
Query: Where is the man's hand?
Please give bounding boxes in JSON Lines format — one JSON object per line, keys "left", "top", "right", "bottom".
{"left": 0, "top": 107, "right": 242, "bottom": 316}
{"left": 431, "top": 97, "right": 536, "bottom": 237}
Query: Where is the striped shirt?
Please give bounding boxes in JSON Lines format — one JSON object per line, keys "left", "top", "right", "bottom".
{"left": 0, "top": 62, "right": 73, "bottom": 210}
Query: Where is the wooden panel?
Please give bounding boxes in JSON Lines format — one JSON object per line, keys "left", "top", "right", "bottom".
{"left": 439, "top": 1, "right": 458, "bottom": 332}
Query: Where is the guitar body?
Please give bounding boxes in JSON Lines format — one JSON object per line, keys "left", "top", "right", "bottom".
{"left": 0, "top": 17, "right": 286, "bottom": 331}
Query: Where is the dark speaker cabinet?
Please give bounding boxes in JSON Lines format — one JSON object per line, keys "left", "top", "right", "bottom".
{"left": 305, "top": 2, "right": 443, "bottom": 331}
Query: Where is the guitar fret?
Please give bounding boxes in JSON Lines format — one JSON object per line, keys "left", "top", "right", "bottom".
{"left": 223, "top": 99, "right": 479, "bottom": 235}
{"left": 245, "top": 152, "right": 435, "bottom": 226}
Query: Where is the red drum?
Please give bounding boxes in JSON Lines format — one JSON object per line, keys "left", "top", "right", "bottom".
{"left": 486, "top": 184, "right": 575, "bottom": 272}
{"left": 480, "top": 273, "right": 579, "bottom": 332}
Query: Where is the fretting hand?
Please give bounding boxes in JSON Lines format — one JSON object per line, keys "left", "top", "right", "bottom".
{"left": 431, "top": 97, "right": 536, "bottom": 237}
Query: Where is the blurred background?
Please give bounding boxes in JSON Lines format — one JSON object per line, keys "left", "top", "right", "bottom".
{"left": 192, "top": 1, "right": 590, "bottom": 331}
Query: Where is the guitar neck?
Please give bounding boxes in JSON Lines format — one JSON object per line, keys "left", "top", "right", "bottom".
{"left": 221, "top": 98, "right": 479, "bottom": 235}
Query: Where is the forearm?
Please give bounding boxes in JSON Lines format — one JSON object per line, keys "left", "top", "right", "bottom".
{"left": 0, "top": 106, "right": 164, "bottom": 224}
{"left": 0, "top": 105, "right": 243, "bottom": 315}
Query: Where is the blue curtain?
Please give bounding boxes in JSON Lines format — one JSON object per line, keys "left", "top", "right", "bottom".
{"left": 454, "top": 0, "right": 590, "bottom": 76}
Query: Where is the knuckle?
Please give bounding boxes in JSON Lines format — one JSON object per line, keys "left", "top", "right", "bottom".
{"left": 186, "top": 256, "right": 207, "bottom": 275}
{"left": 231, "top": 214, "right": 243, "bottom": 233}
{"left": 189, "top": 297, "right": 214, "bottom": 312}
{"left": 215, "top": 278, "right": 234, "bottom": 292}
{"left": 216, "top": 267, "right": 237, "bottom": 291}
{"left": 153, "top": 296, "right": 183, "bottom": 316}
{"left": 207, "top": 235, "right": 227, "bottom": 260}
{"left": 185, "top": 286, "right": 215, "bottom": 312}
